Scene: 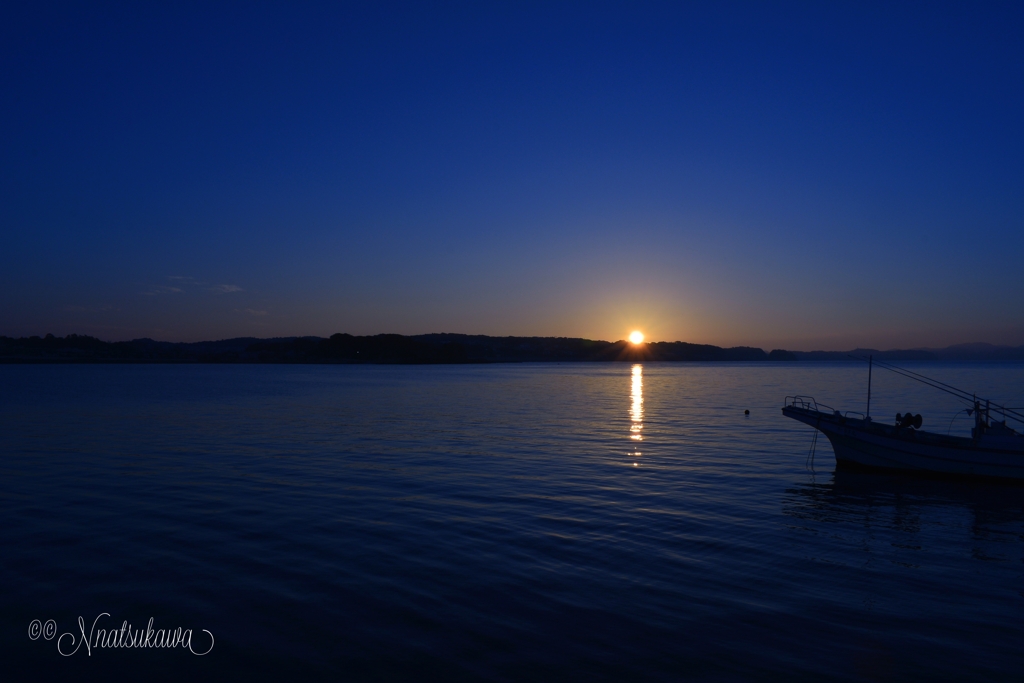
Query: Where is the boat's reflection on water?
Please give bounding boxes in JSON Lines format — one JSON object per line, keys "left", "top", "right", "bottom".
{"left": 783, "top": 468, "right": 1024, "bottom": 561}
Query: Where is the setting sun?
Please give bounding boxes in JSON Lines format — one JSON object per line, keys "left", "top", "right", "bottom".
{"left": 629, "top": 331, "right": 645, "bottom": 344}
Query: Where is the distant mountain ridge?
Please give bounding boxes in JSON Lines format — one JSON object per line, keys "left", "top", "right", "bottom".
{"left": 2, "top": 333, "right": 1023, "bottom": 363}
{"left": 788, "top": 343, "right": 1024, "bottom": 361}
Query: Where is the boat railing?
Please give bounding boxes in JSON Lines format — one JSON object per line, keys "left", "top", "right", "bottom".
{"left": 785, "top": 396, "right": 836, "bottom": 414}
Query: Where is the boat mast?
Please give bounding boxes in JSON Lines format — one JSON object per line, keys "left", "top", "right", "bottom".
{"left": 866, "top": 355, "right": 872, "bottom": 421}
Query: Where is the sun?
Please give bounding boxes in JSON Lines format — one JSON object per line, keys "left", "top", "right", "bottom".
{"left": 629, "top": 331, "right": 645, "bottom": 345}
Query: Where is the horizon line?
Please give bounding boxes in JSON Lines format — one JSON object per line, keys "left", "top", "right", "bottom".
{"left": 4, "top": 331, "right": 1022, "bottom": 356}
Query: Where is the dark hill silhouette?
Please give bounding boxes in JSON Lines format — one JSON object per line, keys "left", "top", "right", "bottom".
{"left": 788, "top": 345, "right": 1024, "bottom": 361}
{"left": 2, "top": 333, "right": 1022, "bottom": 363}
{"left": 0, "top": 333, "right": 767, "bottom": 363}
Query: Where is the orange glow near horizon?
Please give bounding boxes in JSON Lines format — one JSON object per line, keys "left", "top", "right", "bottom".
{"left": 629, "top": 331, "right": 645, "bottom": 344}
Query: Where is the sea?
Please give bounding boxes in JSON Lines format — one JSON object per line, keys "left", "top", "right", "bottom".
{"left": 2, "top": 362, "right": 1023, "bottom": 682}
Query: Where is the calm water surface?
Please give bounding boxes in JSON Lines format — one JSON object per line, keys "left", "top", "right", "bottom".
{"left": 2, "top": 362, "right": 1023, "bottom": 681}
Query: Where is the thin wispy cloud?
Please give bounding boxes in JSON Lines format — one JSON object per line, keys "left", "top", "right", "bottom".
{"left": 64, "top": 304, "right": 115, "bottom": 313}
{"left": 142, "top": 286, "right": 183, "bottom": 296}
{"left": 245, "top": 309, "right": 268, "bottom": 316}
{"left": 141, "top": 277, "right": 244, "bottom": 296}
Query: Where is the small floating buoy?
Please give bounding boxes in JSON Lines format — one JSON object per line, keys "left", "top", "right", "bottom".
{"left": 744, "top": 410, "right": 750, "bottom": 415}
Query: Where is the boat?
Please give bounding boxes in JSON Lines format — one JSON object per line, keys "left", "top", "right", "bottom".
{"left": 782, "top": 357, "right": 1024, "bottom": 480}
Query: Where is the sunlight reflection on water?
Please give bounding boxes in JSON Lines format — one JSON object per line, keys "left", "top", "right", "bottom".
{"left": 630, "top": 364, "right": 643, "bottom": 462}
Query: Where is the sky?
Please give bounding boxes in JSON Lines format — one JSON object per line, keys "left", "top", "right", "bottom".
{"left": 2, "top": 1, "right": 1022, "bottom": 351}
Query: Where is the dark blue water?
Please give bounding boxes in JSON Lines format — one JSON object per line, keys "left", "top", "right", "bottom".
{"left": 3, "top": 363, "right": 1024, "bottom": 681}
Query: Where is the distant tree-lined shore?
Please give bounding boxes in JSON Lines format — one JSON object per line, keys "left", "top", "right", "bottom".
{"left": 2, "top": 334, "right": 1023, "bottom": 364}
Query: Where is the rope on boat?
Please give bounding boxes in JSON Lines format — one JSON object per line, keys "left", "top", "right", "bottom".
{"left": 947, "top": 408, "right": 970, "bottom": 435}
{"left": 805, "top": 429, "right": 818, "bottom": 473}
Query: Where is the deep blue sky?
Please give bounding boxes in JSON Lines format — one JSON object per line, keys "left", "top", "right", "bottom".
{"left": 3, "top": 2, "right": 1022, "bottom": 350}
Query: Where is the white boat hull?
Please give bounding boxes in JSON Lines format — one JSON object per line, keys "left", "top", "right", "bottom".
{"left": 783, "top": 405, "right": 1024, "bottom": 480}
